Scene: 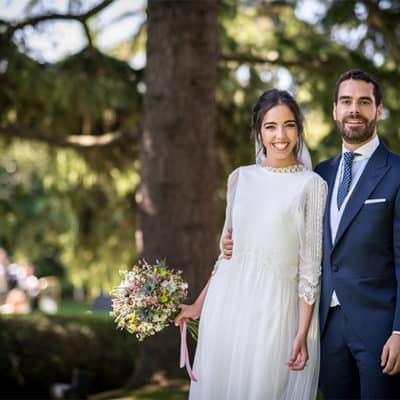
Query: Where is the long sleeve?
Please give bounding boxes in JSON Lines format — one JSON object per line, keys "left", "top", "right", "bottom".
{"left": 298, "top": 175, "right": 328, "bottom": 305}
{"left": 212, "top": 167, "right": 240, "bottom": 273}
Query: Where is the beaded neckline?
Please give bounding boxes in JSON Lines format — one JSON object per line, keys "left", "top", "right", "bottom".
{"left": 259, "top": 164, "right": 307, "bottom": 173}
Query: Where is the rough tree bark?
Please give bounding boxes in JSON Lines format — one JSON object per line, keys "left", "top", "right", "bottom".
{"left": 138, "top": 0, "right": 219, "bottom": 299}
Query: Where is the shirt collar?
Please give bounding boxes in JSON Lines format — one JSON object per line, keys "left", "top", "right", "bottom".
{"left": 341, "top": 134, "right": 380, "bottom": 160}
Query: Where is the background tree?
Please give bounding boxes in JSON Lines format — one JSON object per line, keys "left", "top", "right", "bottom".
{"left": 0, "top": 0, "right": 143, "bottom": 294}
{"left": 138, "top": 0, "right": 219, "bottom": 297}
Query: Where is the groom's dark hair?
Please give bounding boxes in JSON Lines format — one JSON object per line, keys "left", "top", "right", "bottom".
{"left": 334, "top": 69, "right": 383, "bottom": 105}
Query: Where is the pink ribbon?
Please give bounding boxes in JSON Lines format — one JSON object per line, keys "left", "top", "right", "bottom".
{"left": 179, "top": 320, "right": 198, "bottom": 382}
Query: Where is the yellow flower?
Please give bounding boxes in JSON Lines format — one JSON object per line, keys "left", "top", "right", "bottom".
{"left": 160, "top": 295, "right": 168, "bottom": 303}
{"left": 129, "top": 325, "right": 137, "bottom": 333}
{"left": 160, "top": 268, "right": 167, "bottom": 277}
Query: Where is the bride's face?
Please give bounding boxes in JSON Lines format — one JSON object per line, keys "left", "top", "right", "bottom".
{"left": 259, "top": 104, "right": 298, "bottom": 168}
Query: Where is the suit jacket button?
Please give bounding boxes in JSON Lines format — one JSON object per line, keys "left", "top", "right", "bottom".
{"left": 332, "top": 264, "right": 339, "bottom": 272}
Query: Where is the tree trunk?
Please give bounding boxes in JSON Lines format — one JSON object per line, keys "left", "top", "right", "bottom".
{"left": 138, "top": 0, "right": 219, "bottom": 299}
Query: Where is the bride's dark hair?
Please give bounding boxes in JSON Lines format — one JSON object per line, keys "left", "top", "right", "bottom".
{"left": 252, "top": 89, "right": 304, "bottom": 162}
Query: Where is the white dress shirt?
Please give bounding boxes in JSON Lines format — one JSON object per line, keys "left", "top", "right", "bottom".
{"left": 329, "top": 135, "right": 380, "bottom": 306}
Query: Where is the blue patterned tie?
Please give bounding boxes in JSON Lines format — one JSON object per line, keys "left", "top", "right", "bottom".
{"left": 337, "top": 152, "right": 355, "bottom": 210}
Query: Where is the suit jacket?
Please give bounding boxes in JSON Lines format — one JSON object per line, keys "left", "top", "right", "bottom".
{"left": 315, "top": 140, "right": 400, "bottom": 358}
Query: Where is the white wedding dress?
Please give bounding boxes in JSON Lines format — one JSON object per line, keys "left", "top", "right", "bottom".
{"left": 189, "top": 164, "right": 327, "bottom": 400}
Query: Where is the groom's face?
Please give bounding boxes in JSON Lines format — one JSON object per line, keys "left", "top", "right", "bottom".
{"left": 333, "top": 79, "right": 383, "bottom": 146}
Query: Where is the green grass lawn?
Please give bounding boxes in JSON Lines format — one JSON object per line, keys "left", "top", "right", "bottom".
{"left": 89, "top": 378, "right": 324, "bottom": 400}
{"left": 89, "top": 378, "right": 189, "bottom": 400}
{"left": 57, "top": 299, "right": 111, "bottom": 317}
{"left": 57, "top": 299, "right": 91, "bottom": 315}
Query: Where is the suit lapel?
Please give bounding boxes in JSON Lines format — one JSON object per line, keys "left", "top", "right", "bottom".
{"left": 333, "top": 142, "right": 390, "bottom": 248}
{"left": 324, "top": 156, "right": 341, "bottom": 252}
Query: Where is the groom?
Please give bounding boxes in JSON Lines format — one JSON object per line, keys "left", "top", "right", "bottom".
{"left": 222, "top": 69, "right": 400, "bottom": 398}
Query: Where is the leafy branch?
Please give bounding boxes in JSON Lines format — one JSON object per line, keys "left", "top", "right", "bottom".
{"left": 0, "top": 125, "right": 141, "bottom": 149}
{"left": 2, "top": 0, "right": 115, "bottom": 40}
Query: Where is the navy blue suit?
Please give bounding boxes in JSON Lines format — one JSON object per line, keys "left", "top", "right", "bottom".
{"left": 315, "top": 140, "right": 400, "bottom": 399}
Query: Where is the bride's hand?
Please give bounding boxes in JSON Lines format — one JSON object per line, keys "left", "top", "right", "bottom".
{"left": 287, "top": 334, "right": 308, "bottom": 371}
{"left": 174, "top": 303, "right": 201, "bottom": 326}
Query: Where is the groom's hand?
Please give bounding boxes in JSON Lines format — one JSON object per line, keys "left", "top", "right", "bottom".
{"left": 222, "top": 228, "right": 233, "bottom": 259}
{"left": 381, "top": 333, "right": 400, "bottom": 375}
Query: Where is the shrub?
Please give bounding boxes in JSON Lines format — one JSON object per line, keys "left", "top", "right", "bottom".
{"left": 0, "top": 313, "right": 137, "bottom": 399}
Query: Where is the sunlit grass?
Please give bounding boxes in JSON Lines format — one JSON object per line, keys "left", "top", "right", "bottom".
{"left": 90, "top": 376, "right": 189, "bottom": 400}
{"left": 57, "top": 299, "right": 91, "bottom": 315}
{"left": 56, "top": 300, "right": 111, "bottom": 318}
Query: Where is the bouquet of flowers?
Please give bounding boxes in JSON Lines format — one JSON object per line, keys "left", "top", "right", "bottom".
{"left": 110, "top": 259, "right": 197, "bottom": 341}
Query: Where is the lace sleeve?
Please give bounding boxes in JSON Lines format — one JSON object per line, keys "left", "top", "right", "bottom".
{"left": 298, "top": 175, "right": 327, "bottom": 304}
{"left": 211, "top": 167, "right": 240, "bottom": 274}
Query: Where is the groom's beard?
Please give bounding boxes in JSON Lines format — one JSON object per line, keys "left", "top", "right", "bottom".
{"left": 336, "top": 114, "right": 377, "bottom": 144}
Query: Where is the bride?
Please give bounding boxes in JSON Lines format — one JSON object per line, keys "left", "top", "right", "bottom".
{"left": 175, "top": 89, "right": 327, "bottom": 399}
